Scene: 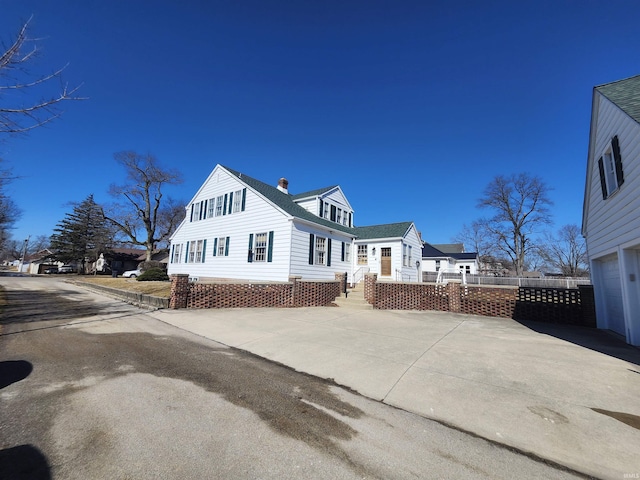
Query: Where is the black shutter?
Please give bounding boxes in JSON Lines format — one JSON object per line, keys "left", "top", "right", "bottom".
{"left": 241, "top": 188, "right": 247, "bottom": 211}
{"left": 203, "top": 200, "right": 208, "bottom": 219}
{"left": 184, "top": 242, "right": 190, "bottom": 263}
{"left": 309, "top": 234, "right": 315, "bottom": 265}
{"left": 190, "top": 204, "right": 194, "bottom": 222}
{"left": 612, "top": 136, "right": 624, "bottom": 187}
{"left": 267, "top": 231, "right": 274, "bottom": 262}
{"left": 327, "top": 239, "right": 332, "bottom": 266}
{"left": 598, "top": 157, "right": 608, "bottom": 200}
{"left": 170, "top": 244, "right": 175, "bottom": 264}
{"left": 248, "top": 234, "right": 254, "bottom": 262}
{"left": 348, "top": 212, "right": 352, "bottom": 227}
{"left": 213, "top": 238, "right": 218, "bottom": 256}
{"left": 199, "top": 201, "right": 204, "bottom": 220}
{"left": 223, "top": 194, "right": 228, "bottom": 215}
{"left": 202, "top": 239, "right": 207, "bottom": 262}
{"left": 228, "top": 192, "right": 234, "bottom": 214}
{"left": 330, "top": 205, "right": 336, "bottom": 222}
{"left": 225, "top": 237, "right": 230, "bottom": 256}
{"left": 319, "top": 199, "right": 324, "bottom": 217}
{"left": 341, "top": 242, "right": 345, "bottom": 262}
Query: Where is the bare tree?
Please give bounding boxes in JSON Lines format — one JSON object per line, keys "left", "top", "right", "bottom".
{"left": 104, "top": 151, "right": 183, "bottom": 261}
{"left": 0, "top": 160, "right": 21, "bottom": 251}
{"left": 478, "top": 173, "right": 553, "bottom": 276}
{"left": 1, "top": 17, "right": 84, "bottom": 134}
{"left": 452, "top": 220, "right": 491, "bottom": 257}
{"left": 538, "top": 224, "right": 588, "bottom": 277}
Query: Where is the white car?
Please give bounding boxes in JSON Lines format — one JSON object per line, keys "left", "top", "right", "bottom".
{"left": 122, "top": 269, "right": 142, "bottom": 278}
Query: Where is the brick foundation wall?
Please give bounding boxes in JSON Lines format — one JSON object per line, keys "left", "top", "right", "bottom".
{"left": 372, "top": 279, "right": 595, "bottom": 326}
{"left": 170, "top": 276, "right": 340, "bottom": 309}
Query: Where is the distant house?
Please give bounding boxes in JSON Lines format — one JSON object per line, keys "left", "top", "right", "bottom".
{"left": 167, "top": 165, "right": 423, "bottom": 284}
{"left": 22, "top": 249, "right": 58, "bottom": 274}
{"left": 582, "top": 74, "right": 640, "bottom": 346}
{"left": 421, "top": 243, "right": 479, "bottom": 275}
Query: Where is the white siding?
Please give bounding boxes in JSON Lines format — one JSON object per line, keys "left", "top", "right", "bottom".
{"left": 399, "top": 224, "right": 423, "bottom": 282}
{"left": 584, "top": 94, "right": 640, "bottom": 259}
{"left": 168, "top": 166, "right": 292, "bottom": 281}
{"left": 289, "top": 221, "right": 354, "bottom": 280}
{"left": 295, "top": 197, "right": 321, "bottom": 216}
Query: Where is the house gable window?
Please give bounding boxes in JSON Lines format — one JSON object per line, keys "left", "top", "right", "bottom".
{"left": 215, "top": 196, "right": 224, "bottom": 216}
{"left": 207, "top": 198, "right": 215, "bottom": 217}
{"left": 598, "top": 135, "right": 624, "bottom": 199}
{"left": 232, "top": 190, "right": 242, "bottom": 213}
{"left": 357, "top": 245, "right": 367, "bottom": 265}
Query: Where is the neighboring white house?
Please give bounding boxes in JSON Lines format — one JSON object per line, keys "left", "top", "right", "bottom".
{"left": 421, "top": 243, "right": 479, "bottom": 275}
{"left": 582, "top": 74, "right": 640, "bottom": 346}
{"left": 168, "top": 165, "right": 423, "bottom": 284}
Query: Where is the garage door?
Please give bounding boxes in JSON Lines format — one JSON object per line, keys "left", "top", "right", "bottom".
{"left": 600, "top": 256, "right": 625, "bottom": 335}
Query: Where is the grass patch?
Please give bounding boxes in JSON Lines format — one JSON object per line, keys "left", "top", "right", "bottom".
{"left": 76, "top": 276, "right": 171, "bottom": 298}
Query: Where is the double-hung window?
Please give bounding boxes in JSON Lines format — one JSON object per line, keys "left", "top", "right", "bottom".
{"left": 336, "top": 209, "right": 342, "bottom": 225}
{"left": 215, "top": 196, "right": 224, "bottom": 216}
{"left": 217, "top": 237, "right": 226, "bottom": 256}
{"left": 207, "top": 199, "right": 215, "bottom": 218}
{"left": 315, "top": 237, "right": 326, "bottom": 265}
{"left": 403, "top": 244, "right": 407, "bottom": 266}
{"left": 232, "top": 190, "right": 242, "bottom": 213}
{"left": 254, "top": 232, "right": 267, "bottom": 262}
{"left": 171, "top": 244, "right": 182, "bottom": 263}
{"left": 344, "top": 243, "right": 351, "bottom": 262}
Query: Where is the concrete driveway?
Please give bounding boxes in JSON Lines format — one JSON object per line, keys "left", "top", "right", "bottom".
{"left": 150, "top": 306, "right": 640, "bottom": 479}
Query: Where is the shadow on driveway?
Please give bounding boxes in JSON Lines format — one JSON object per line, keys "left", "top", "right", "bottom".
{"left": 0, "top": 444, "right": 51, "bottom": 480}
{"left": 0, "top": 360, "right": 32, "bottom": 389}
{"left": 517, "top": 319, "right": 640, "bottom": 366}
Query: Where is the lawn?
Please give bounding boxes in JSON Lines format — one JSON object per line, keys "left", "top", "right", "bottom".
{"left": 77, "top": 277, "right": 172, "bottom": 298}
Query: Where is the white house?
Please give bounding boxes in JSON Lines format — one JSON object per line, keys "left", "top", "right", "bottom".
{"left": 421, "top": 243, "right": 479, "bottom": 275}
{"left": 582, "top": 74, "right": 640, "bottom": 346}
{"left": 168, "top": 165, "right": 423, "bottom": 284}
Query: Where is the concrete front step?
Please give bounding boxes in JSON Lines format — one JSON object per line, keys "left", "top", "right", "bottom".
{"left": 334, "top": 284, "right": 371, "bottom": 309}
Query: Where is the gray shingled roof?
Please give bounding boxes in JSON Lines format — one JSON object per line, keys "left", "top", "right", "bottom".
{"left": 596, "top": 75, "right": 640, "bottom": 124}
{"left": 291, "top": 186, "right": 338, "bottom": 200}
{"left": 222, "top": 166, "right": 354, "bottom": 235}
{"left": 352, "top": 222, "right": 413, "bottom": 240}
{"left": 222, "top": 165, "right": 415, "bottom": 241}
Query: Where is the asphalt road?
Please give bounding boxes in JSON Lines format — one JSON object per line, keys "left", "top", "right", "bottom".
{"left": 0, "top": 275, "right": 586, "bottom": 479}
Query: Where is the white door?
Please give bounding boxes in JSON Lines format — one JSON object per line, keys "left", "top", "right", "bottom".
{"left": 600, "top": 256, "right": 625, "bottom": 335}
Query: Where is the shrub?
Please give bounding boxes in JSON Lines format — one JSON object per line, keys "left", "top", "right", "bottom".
{"left": 138, "top": 260, "right": 165, "bottom": 272}
{"left": 137, "top": 267, "right": 169, "bottom": 282}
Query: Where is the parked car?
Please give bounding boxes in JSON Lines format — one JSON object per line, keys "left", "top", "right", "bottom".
{"left": 58, "top": 265, "right": 76, "bottom": 274}
{"left": 44, "top": 267, "right": 58, "bottom": 274}
{"left": 122, "top": 269, "right": 142, "bottom": 278}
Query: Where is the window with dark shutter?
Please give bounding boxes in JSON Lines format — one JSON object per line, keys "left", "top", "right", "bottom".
{"left": 308, "top": 234, "right": 315, "bottom": 265}
{"left": 612, "top": 135, "right": 624, "bottom": 187}
{"left": 330, "top": 205, "right": 336, "bottom": 222}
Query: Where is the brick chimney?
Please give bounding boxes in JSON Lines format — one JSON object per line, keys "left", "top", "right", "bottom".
{"left": 277, "top": 177, "right": 289, "bottom": 194}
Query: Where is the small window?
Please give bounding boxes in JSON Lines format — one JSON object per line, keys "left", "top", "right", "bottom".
{"left": 194, "top": 240, "right": 204, "bottom": 263}
{"left": 336, "top": 209, "right": 342, "bottom": 225}
{"left": 217, "top": 237, "right": 226, "bottom": 256}
{"left": 344, "top": 243, "right": 351, "bottom": 262}
{"left": 315, "top": 237, "right": 326, "bottom": 265}
{"left": 403, "top": 244, "right": 407, "bottom": 266}
{"left": 254, "top": 232, "right": 267, "bottom": 262}
{"left": 207, "top": 198, "right": 215, "bottom": 218}
{"left": 172, "top": 244, "right": 182, "bottom": 263}
{"left": 357, "top": 245, "right": 368, "bottom": 265}
{"left": 192, "top": 202, "right": 201, "bottom": 221}
{"left": 215, "top": 196, "right": 224, "bottom": 216}
{"left": 435, "top": 260, "right": 441, "bottom": 271}
{"left": 232, "top": 190, "right": 242, "bottom": 213}
{"left": 598, "top": 135, "right": 624, "bottom": 199}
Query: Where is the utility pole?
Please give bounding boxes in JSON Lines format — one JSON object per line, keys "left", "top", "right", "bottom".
{"left": 17, "top": 236, "right": 30, "bottom": 273}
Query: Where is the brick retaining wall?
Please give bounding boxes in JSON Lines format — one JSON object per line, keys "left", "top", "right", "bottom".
{"left": 170, "top": 274, "right": 341, "bottom": 309}
{"left": 372, "top": 279, "right": 595, "bottom": 326}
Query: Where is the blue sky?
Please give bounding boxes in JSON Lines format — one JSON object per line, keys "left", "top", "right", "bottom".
{"left": 1, "top": 1, "right": 639, "bottom": 248}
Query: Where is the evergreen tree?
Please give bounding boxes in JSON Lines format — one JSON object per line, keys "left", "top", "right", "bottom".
{"left": 49, "top": 195, "right": 114, "bottom": 270}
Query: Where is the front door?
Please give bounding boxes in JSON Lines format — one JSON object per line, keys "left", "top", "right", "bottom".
{"left": 381, "top": 247, "right": 391, "bottom": 276}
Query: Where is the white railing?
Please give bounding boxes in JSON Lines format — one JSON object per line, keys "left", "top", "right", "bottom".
{"left": 423, "top": 272, "right": 591, "bottom": 288}
{"left": 352, "top": 266, "right": 370, "bottom": 285}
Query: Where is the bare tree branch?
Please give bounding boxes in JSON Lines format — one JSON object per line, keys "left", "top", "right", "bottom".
{"left": 0, "top": 17, "right": 85, "bottom": 135}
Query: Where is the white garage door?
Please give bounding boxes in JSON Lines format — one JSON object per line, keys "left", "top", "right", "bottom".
{"left": 600, "top": 256, "right": 626, "bottom": 335}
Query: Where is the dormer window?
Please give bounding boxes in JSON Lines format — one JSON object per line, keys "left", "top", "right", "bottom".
{"left": 598, "top": 135, "right": 624, "bottom": 199}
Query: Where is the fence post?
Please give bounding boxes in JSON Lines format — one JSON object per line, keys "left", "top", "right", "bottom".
{"left": 169, "top": 274, "right": 190, "bottom": 309}
{"left": 289, "top": 276, "right": 301, "bottom": 307}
